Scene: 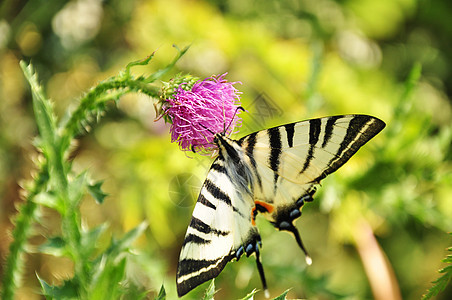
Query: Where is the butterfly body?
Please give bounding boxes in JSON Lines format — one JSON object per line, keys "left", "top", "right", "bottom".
{"left": 176, "top": 114, "right": 385, "bottom": 297}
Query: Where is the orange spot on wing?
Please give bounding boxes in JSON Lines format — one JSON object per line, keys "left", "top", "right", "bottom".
{"left": 251, "top": 201, "right": 275, "bottom": 226}
{"left": 254, "top": 200, "right": 274, "bottom": 213}
{"left": 251, "top": 209, "right": 256, "bottom": 226}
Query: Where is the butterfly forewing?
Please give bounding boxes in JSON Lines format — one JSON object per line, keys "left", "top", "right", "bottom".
{"left": 240, "top": 115, "right": 385, "bottom": 207}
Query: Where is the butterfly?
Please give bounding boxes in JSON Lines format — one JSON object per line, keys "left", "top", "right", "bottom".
{"left": 176, "top": 114, "right": 385, "bottom": 297}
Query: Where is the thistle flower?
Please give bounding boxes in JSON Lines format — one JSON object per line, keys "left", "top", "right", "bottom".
{"left": 159, "top": 73, "right": 242, "bottom": 154}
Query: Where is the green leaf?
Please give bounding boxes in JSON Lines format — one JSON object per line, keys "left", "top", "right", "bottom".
{"left": 1, "top": 165, "right": 48, "bottom": 300}
{"left": 239, "top": 289, "right": 258, "bottom": 300}
{"left": 202, "top": 280, "right": 216, "bottom": 300}
{"left": 119, "top": 282, "right": 150, "bottom": 300}
{"left": 144, "top": 45, "right": 190, "bottom": 83}
{"left": 37, "top": 274, "right": 79, "bottom": 299}
{"left": 104, "top": 222, "right": 148, "bottom": 258}
{"left": 20, "top": 61, "right": 69, "bottom": 198}
{"left": 89, "top": 257, "right": 127, "bottom": 300}
{"left": 38, "top": 236, "right": 67, "bottom": 257}
{"left": 271, "top": 289, "right": 290, "bottom": 300}
{"left": 68, "top": 172, "right": 88, "bottom": 206}
{"left": 125, "top": 52, "right": 156, "bottom": 77}
{"left": 81, "top": 223, "right": 109, "bottom": 256}
{"left": 154, "top": 285, "right": 166, "bottom": 300}
{"left": 88, "top": 180, "right": 108, "bottom": 204}
{"left": 20, "top": 61, "right": 58, "bottom": 149}
{"left": 422, "top": 236, "right": 452, "bottom": 300}
{"left": 34, "top": 191, "right": 63, "bottom": 213}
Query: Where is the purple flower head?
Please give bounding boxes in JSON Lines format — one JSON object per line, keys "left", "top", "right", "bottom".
{"left": 162, "top": 73, "right": 242, "bottom": 154}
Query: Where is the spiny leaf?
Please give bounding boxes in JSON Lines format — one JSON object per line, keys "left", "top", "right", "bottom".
{"left": 422, "top": 235, "right": 452, "bottom": 300}
{"left": 68, "top": 172, "right": 88, "bottom": 206}
{"left": 37, "top": 274, "right": 78, "bottom": 299}
{"left": 21, "top": 61, "right": 68, "bottom": 196}
{"left": 103, "top": 222, "right": 148, "bottom": 259}
{"left": 154, "top": 285, "right": 166, "bottom": 300}
{"left": 89, "top": 257, "right": 127, "bottom": 300}
{"left": 239, "top": 289, "right": 258, "bottom": 300}
{"left": 80, "top": 223, "right": 109, "bottom": 257}
{"left": 38, "top": 236, "right": 67, "bottom": 257}
{"left": 125, "top": 51, "right": 157, "bottom": 77}
{"left": 202, "top": 279, "right": 216, "bottom": 300}
{"left": 88, "top": 180, "right": 108, "bottom": 204}
{"left": 271, "top": 289, "right": 290, "bottom": 300}
{"left": 119, "top": 282, "right": 150, "bottom": 300}
{"left": 20, "top": 61, "right": 58, "bottom": 148}
{"left": 144, "top": 45, "right": 190, "bottom": 83}
{"left": 34, "top": 191, "right": 63, "bottom": 213}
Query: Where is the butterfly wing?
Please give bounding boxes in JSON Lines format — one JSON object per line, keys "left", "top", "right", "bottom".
{"left": 239, "top": 114, "right": 385, "bottom": 226}
{"left": 176, "top": 157, "right": 261, "bottom": 297}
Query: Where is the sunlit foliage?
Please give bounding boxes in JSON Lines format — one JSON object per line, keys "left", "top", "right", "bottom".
{"left": 1, "top": 0, "right": 451, "bottom": 299}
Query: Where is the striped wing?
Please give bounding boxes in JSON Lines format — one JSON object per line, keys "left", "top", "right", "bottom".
{"left": 239, "top": 115, "right": 385, "bottom": 225}
{"left": 176, "top": 157, "right": 260, "bottom": 297}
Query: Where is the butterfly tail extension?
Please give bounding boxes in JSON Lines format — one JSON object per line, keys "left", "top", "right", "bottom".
{"left": 280, "top": 220, "right": 312, "bottom": 265}
{"left": 255, "top": 246, "right": 270, "bottom": 298}
{"left": 240, "top": 231, "right": 269, "bottom": 299}
{"left": 272, "top": 193, "right": 315, "bottom": 265}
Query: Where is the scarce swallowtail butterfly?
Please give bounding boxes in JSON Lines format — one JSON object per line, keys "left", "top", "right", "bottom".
{"left": 176, "top": 114, "right": 385, "bottom": 297}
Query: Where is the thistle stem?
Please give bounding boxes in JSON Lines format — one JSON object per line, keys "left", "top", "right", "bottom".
{"left": 1, "top": 166, "right": 48, "bottom": 300}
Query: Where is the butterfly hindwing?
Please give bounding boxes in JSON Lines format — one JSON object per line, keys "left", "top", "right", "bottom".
{"left": 176, "top": 156, "right": 261, "bottom": 297}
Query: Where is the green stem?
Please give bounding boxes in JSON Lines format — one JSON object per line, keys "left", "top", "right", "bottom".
{"left": 62, "top": 77, "right": 160, "bottom": 149}
{"left": 1, "top": 165, "right": 49, "bottom": 300}
{"left": 61, "top": 204, "right": 89, "bottom": 298}
{"left": 1, "top": 48, "right": 187, "bottom": 298}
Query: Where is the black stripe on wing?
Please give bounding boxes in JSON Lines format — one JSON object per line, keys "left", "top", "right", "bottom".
{"left": 322, "top": 116, "right": 341, "bottom": 148}
{"left": 177, "top": 255, "right": 233, "bottom": 297}
{"left": 177, "top": 229, "right": 263, "bottom": 297}
{"left": 189, "top": 217, "right": 229, "bottom": 236}
{"left": 182, "top": 234, "right": 210, "bottom": 247}
{"left": 284, "top": 123, "right": 295, "bottom": 148}
{"left": 203, "top": 166, "right": 248, "bottom": 219}
{"left": 204, "top": 178, "right": 232, "bottom": 206}
{"left": 244, "top": 132, "right": 263, "bottom": 190}
{"left": 211, "top": 162, "right": 227, "bottom": 174}
{"left": 268, "top": 127, "right": 282, "bottom": 187}
{"left": 314, "top": 115, "right": 385, "bottom": 182}
{"left": 176, "top": 227, "right": 265, "bottom": 297}
{"left": 300, "top": 118, "right": 321, "bottom": 174}
{"left": 198, "top": 194, "right": 216, "bottom": 210}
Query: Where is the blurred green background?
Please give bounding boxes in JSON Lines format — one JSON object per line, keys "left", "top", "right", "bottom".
{"left": 1, "top": 0, "right": 451, "bottom": 299}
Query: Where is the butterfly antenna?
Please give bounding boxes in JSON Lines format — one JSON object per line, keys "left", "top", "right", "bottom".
{"left": 224, "top": 106, "right": 245, "bottom": 134}
{"left": 255, "top": 250, "right": 269, "bottom": 298}
{"left": 199, "top": 123, "right": 215, "bottom": 135}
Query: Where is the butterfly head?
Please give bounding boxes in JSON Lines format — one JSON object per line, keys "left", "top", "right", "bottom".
{"left": 213, "top": 133, "right": 235, "bottom": 156}
{"left": 212, "top": 132, "right": 225, "bottom": 146}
